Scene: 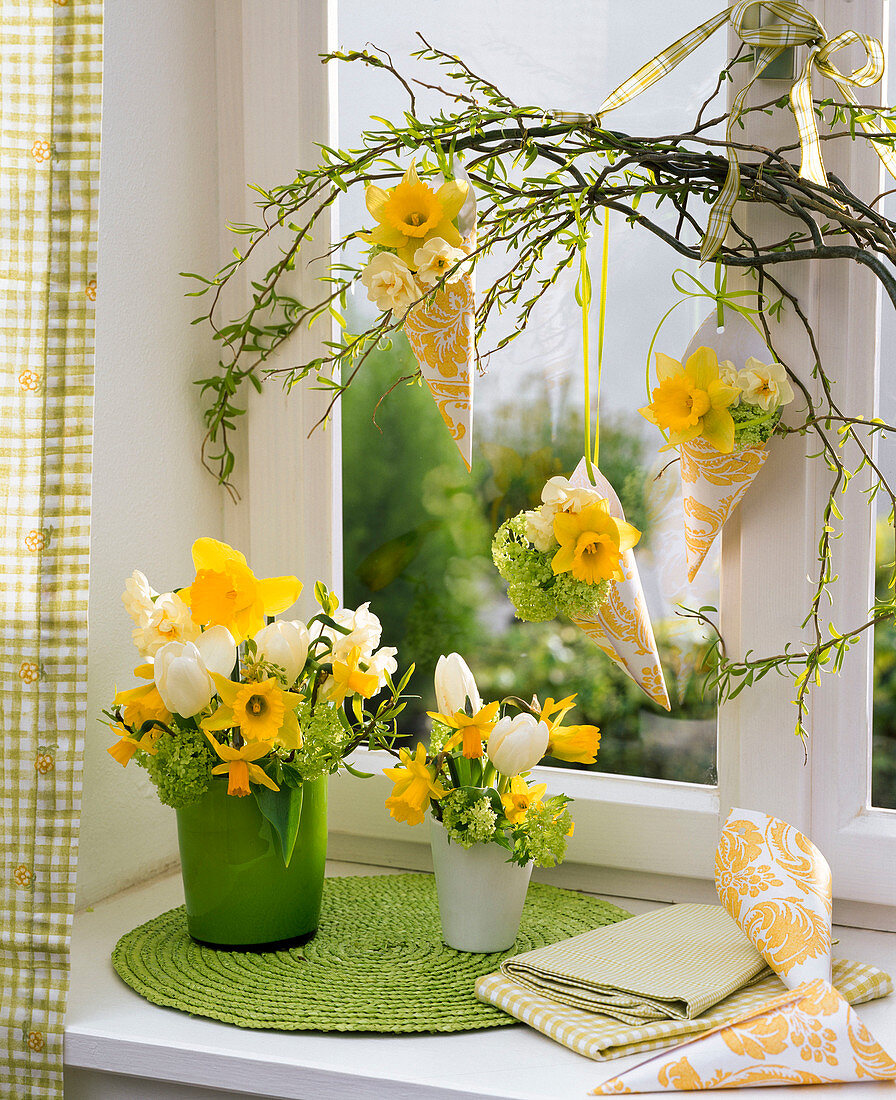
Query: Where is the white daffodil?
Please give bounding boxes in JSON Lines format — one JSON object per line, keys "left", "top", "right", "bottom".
{"left": 736, "top": 357, "right": 795, "bottom": 412}
{"left": 254, "top": 619, "right": 310, "bottom": 685}
{"left": 325, "top": 602, "right": 383, "bottom": 663}
{"left": 540, "top": 475, "right": 602, "bottom": 514}
{"left": 132, "top": 591, "right": 199, "bottom": 657}
{"left": 718, "top": 359, "right": 742, "bottom": 406}
{"left": 360, "top": 252, "right": 420, "bottom": 316}
{"left": 121, "top": 570, "right": 157, "bottom": 626}
{"left": 413, "top": 236, "right": 466, "bottom": 287}
{"left": 434, "top": 652, "right": 482, "bottom": 716}
{"left": 153, "top": 626, "right": 236, "bottom": 718}
{"left": 524, "top": 505, "right": 557, "bottom": 553}
{"left": 367, "top": 645, "right": 399, "bottom": 689}
{"left": 488, "top": 713, "right": 550, "bottom": 776}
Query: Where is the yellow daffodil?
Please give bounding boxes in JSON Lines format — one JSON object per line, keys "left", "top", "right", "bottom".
{"left": 501, "top": 776, "right": 547, "bottom": 825}
{"left": 537, "top": 694, "right": 577, "bottom": 730}
{"left": 546, "top": 723, "right": 601, "bottom": 765}
{"left": 552, "top": 501, "right": 641, "bottom": 585}
{"left": 640, "top": 347, "right": 739, "bottom": 453}
{"left": 325, "top": 645, "right": 381, "bottom": 705}
{"left": 181, "top": 538, "right": 302, "bottom": 642}
{"left": 202, "top": 673, "right": 303, "bottom": 750}
{"left": 383, "top": 744, "right": 447, "bottom": 826}
{"left": 427, "top": 700, "right": 500, "bottom": 760}
{"left": 113, "top": 677, "right": 172, "bottom": 729}
{"left": 360, "top": 162, "right": 468, "bottom": 269}
{"left": 206, "top": 734, "right": 280, "bottom": 797}
{"left": 107, "top": 725, "right": 162, "bottom": 767}
{"left": 535, "top": 694, "right": 601, "bottom": 765}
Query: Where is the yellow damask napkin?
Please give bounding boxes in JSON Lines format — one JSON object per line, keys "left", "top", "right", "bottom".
{"left": 592, "top": 977, "right": 896, "bottom": 1092}
{"left": 499, "top": 904, "right": 769, "bottom": 1024}
{"left": 716, "top": 808, "right": 833, "bottom": 989}
{"left": 475, "top": 958, "right": 892, "bottom": 1063}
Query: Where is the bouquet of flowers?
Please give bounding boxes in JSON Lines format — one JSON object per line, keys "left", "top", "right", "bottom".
{"left": 103, "top": 537, "right": 410, "bottom": 864}
{"left": 382, "top": 653, "right": 595, "bottom": 868}
{"left": 640, "top": 345, "right": 795, "bottom": 581}
{"left": 492, "top": 473, "right": 642, "bottom": 625}
{"left": 359, "top": 161, "right": 476, "bottom": 469}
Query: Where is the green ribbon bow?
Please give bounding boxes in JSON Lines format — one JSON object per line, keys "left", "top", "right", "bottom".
{"left": 561, "top": 0, "right": 896, "bottom": 260}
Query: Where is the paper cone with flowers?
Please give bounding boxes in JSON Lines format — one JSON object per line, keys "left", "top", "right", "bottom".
{"left": 360, "top": 162, "right": 476, "bottom": 470}
{"left": 640, "top": 312, "right": 794, "bottom": 582}
{"left": 492, "top": 463, "right": 669, "bottom": 710}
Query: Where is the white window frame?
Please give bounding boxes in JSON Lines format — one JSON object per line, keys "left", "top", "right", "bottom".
{"left": 221, "top": 0, "right": 895, "bottom": 924}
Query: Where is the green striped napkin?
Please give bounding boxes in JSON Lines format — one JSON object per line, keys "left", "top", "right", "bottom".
{"left": 499, "top": 904, "right": 770, "bottom": 1024}
{"left": 476, "top": 958, "right": 892, "bottom": 1062}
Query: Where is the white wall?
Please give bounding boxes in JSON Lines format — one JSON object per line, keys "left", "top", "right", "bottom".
{"left": 80, "top": 0, "right": 225, "bottom": 906}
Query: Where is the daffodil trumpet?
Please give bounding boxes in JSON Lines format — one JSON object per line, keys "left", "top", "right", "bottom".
{"left": 105, "top": 539, "right": 413, "bottom": 868}
{"left": 382, "top": 652, "right": 578, "bottom": 871}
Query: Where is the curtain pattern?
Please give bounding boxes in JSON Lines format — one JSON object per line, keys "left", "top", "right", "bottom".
{"left": 0, "top": 2, "right": 101, "bottom": 1096}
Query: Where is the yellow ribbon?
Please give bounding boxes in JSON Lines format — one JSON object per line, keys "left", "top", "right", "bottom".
{"left": 562, "top": 1, "right": 896, "bottom": 260}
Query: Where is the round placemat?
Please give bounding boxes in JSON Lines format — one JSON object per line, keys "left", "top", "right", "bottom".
{"left": 112, "top": 873, "right": 631, "bottom": 1033}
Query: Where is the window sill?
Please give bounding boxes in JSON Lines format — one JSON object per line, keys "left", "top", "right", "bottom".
{"left": 65, "top": 863, "right": 896, "bottom": 1100}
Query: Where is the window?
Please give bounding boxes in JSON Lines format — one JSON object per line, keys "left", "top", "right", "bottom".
{"left": 84, "top": 0, "right": 896, "bottom": 923}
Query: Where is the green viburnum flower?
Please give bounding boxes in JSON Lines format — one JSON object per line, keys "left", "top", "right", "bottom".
{"left": 731, "top": 402, "right": 782, "bottom": 449}
{"left": 512, "top": 795, "right": 574, "bottom": 868}
{"left": 136, "top": 722, "right": 214, "bottom": 809}
{"left": 440, "top": 788, "right": 499, "bottom": 848}
{"left": 288, "top": 700, "right": 354, "bottom": 782}
{"left": 492, "top": 515, "right": 607, "bottom": 623}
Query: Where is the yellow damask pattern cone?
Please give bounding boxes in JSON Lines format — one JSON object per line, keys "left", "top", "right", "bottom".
{"left": 592, "top": 978, "right": 896, "bottom": 1093}
{"left": 716, "top": 808, "right": 833, "bottom": 990}
{"left": 680, "top": 436, "right": 769, "bottom": 582}
{"left": 402, "top": 235, "right": 475, "bottom": 471}
{"left": 568, "top": 460, "right": 670, "bottom": 710}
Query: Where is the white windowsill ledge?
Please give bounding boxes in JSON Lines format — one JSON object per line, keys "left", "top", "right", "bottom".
{"left": 65, "top": 863, "right": 896, "bottom": 1100}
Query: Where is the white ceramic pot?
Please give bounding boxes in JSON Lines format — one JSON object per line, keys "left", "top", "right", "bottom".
{"left": 429, "top": 817, "right": 533, "bottom": 952}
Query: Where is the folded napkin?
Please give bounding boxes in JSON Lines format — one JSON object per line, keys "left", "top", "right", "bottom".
{"left": 476, "top": 958, "right": 892, "bottom": 1062}
{"left": 499, "top": 903, "right": 770, "bottom": 1024}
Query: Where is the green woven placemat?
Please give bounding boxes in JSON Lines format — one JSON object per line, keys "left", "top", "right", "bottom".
{"left": 112, "top": 873, "right": 631, "bottom": 1033}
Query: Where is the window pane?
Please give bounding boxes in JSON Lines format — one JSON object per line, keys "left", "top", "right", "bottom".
{"left": 338, "top": 1, "right": 724, "bottom": 783}
{"left": 871, "top": 20, "right": 896, "bottom": 810}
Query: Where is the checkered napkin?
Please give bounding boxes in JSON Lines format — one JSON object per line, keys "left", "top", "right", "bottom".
{"left": 497, "top": 904, "right": 770, "bottom": 1025}
{"left": 476, "top": 958, "right": 892, "bottom": 1062}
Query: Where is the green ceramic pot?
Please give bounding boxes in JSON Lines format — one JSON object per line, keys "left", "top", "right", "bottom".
{"left": 175, "top": 774, "right": 328, "bottom": 949}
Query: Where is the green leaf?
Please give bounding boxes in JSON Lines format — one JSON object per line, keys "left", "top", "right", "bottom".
{"left": 356, "top": 523, "right": 437, "bottom": 590}
{"left": 253, "top": 783, "right": 304, "bottom": 867}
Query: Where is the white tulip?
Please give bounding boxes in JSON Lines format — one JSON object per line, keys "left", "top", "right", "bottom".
{"left": 254, "top": 620, "right": 310, "bottom": 684}
{"left": 154, "top": 627, "right": 236, "bottom": 717}
{"left": 487, "top": 713, "right": 550, "bottom": 776}
{"left": 434, "top": 652, "right": 482, "bottom": 715}
{"left": 153, "top": 641, "right": 216, "bottom": 718}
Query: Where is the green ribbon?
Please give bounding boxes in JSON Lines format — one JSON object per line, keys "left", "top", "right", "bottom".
{"left": 559, "top": 1, "right": 896, "bottom": 260}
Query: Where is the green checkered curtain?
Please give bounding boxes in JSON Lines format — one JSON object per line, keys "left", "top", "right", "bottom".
{"left": 0, "top": 2, "right": 101, "bottom": 1097}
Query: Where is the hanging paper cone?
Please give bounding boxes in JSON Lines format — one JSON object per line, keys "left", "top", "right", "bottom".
{"left": 677, "top": 310, "right": 776, "bottom": 582}
{"left": 716, "top": 808, "right": 833, "bottom": 990}
{"left": 680, "top": 436, "right": 769, "bottom": 582}
{"left": 403, "top": 176, "right": 478, "bottom": 472}
{"left": 567, "top": 459, "right": 670, "bottom": 710}
{"left": 592, "top": 978, "right": 896, "bottom": 1093}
